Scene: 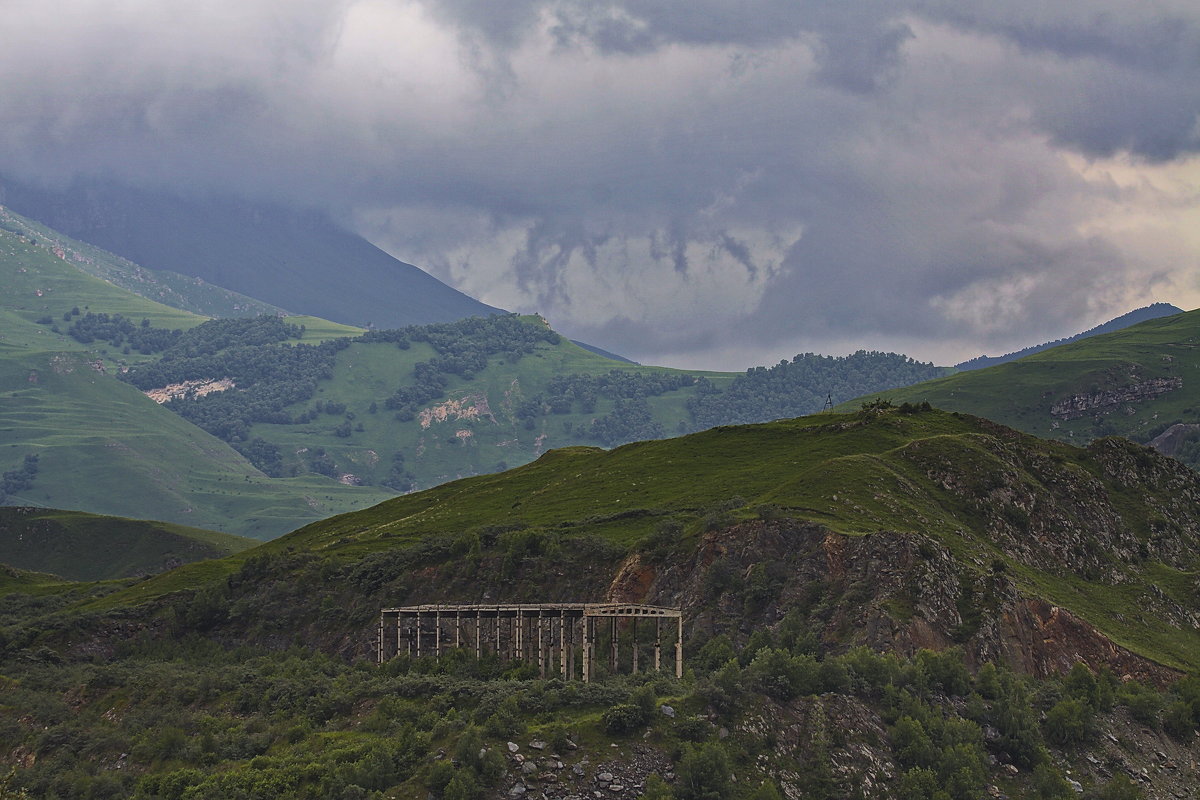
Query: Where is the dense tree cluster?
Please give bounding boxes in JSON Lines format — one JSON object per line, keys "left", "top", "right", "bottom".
{"left": 379, "top": 315, "right": 561, "bottom": 417}
{"left": 686, "top": 351, "right": 944, "bottom": 429}
{"left": 0, "top": 454, "right": 38, "bottom": 504}
{"left": 66, "top": 312, "right": 182, "bottom": 353}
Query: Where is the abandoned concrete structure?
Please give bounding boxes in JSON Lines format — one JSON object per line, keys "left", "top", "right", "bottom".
{"left": 377, "top": 603, "right": 683, "bottom": 681}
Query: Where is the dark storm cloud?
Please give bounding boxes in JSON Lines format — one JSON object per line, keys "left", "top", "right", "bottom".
{"left": 1, "top": 1, "right": 1198, "bottom": 366}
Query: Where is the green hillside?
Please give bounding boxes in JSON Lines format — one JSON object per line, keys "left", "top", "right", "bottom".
{"left": 101, "top": 406, "right": 1200, "bottom": 674}
{"left": 6, "top": 407, "right": 1200, "bottom": 800}
{"left": 0, "top": 205, "right": 283, "bottom": 319}
{"left": 2, "top": 178, "right": 503, "bottom": 329}
{"left": 0, "top": 217, "right": 396, "bottom": 537}
{"left": 0, "top": 506, "right": 255, "bottom": 580}
{"left": 0, "top": 208, "right": 948, "bottom": 538}
{"left": 845, "top": 307, "right": 1200, "bottom": 463}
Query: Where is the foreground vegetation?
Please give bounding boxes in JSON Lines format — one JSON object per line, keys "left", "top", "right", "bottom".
{"left": 1, "top": 590, "right": 1192, "bottom": 799}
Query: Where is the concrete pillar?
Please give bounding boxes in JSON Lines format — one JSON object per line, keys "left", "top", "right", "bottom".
{"left": 582, "top": 616, "right": 592, "bottom": 683}
{"left": 416, "top": 610, "right": 423, "bottom": 657}
{"left": 568, "top": 617, "right": 576, "bottom": 680}
{"left": 559, "top": 611, "right": 568, "bottom": 678}
{"left": 538, "top": 611, "right": 545, "bottom": 677}
{"left": 476, "top": 610, "right": 482, "bottom": 660}
{"left": 495, "top": 609, "right": 502, "bottom": 659}
{"left": 435, "top": 609, "right": 442, "bottom": 657}
{"left": 632, "top": 618, "right": 639, "bottom": 674}
{"left": 654, "top": 618, "right": 662, "bottom": 672}
{"left": 610, "top": 617, "right": 618, "bottom": 674}
{"left": 675, "top": 616, "right": 683, "bottom": 679}
{"left": 455, "top": 611, "right": 461, "bottom": 649}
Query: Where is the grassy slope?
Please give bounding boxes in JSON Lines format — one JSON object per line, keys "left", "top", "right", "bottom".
{"left": 845, "top": 308, "right": 1200, "bottom": 444}
{"left": 0, "top": 507, "right": 256, "bottom": 581}
{"left": 251, "top": 329, "right": 735, "bottom": 490}
{"left": 0, "top": 225, "right": 394, "bottom": 538}
{"left": 2, "top": 181, "right": 502, "bottom": 329}
{"left": 0, "top": 215, "right": 729, "bottom": 534}
{"left": 0, "top": 205, "right": 284, "bottom": 318}
{"left": 101, "top": 408, "right": 1200, "bottom": 671}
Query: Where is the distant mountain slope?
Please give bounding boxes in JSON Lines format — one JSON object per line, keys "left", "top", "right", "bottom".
{"left": 0, "top": 205, "right": 284, "bottom": 318}
{"left": 1, "top": 209, "right": 950, "bottom": 535}
{"left": 0, "top": 506, "right": 255, "bottom": 581}
{"left": 0, "top": 219, "right": 398, "bottom": 538}
{"left": 955, "top": 303, "right": 1183, "bottom": 370}
{"left": 847, "top": 306, "right": 1200, "bottom": 467}
{"left": 0, "top": 177, "right": 502, "bottom": 329}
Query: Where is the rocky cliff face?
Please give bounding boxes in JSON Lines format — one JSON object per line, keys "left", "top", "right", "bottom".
{"left": 1050, "top": 377, "right": 1182, "bottom": 420}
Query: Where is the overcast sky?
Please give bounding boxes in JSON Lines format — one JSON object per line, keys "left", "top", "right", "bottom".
{"left": 3, "top": 1, "right": 1200, "bottom": 368}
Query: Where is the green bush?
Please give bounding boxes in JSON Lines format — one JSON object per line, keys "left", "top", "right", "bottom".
{"left": 674, "top": 743, "right": 732, "bottom": 800}
{"left": 602, "top": 703, "right": 649, "bottom": 735}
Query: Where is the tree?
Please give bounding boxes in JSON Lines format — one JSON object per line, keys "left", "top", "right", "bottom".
{"left": 675, "top": 743, "right": 732, "bottom": 800}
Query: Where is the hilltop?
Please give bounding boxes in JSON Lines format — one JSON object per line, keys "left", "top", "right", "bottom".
{"left": 955, "top": 303, "right": 1183, "bottom": 371}
{"left": 847, "top": 307, "right": 1200, "bottom": 469}
{"left": 0, "top": 506, "right": 255, "bottom": 581}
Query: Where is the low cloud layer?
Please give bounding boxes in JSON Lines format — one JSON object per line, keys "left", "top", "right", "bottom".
{"left": 3, "top": 1, "right": 1199, "bottom": 367}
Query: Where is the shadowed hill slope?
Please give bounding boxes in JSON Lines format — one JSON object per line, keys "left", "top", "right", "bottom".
{"left": 0, "top": 177, "right": 502, "bottom": 329}
{"left": 0, "top": 507, "right": 255, "bottom": 581}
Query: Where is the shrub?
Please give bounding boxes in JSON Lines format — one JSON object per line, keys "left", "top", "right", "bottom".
{"left": 675, "top": 743, "right": 732, "bottom": 800}
{"left": 602, "top": 703, "right": 648, "bottom": 735}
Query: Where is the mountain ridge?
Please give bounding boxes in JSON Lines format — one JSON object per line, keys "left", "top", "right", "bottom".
{"left": 0, "top": 177, "right": 503, "bottom": 329}
{"left": 955, "top": 302, "right": 1183, "bottom": 371}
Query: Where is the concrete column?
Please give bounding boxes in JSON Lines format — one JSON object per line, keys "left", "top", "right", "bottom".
{"left": 675, "top": 616, "right": 683, "bottom": 679}
{"left": 416, "top": 610, "right": 423, "bottom": 657}
{"left": 559, "top": 611, "right": 568, "bottom": 678}
{"left": 476, "top": 610, "right": 482, "bottom": 660}
{"left": 435, "top": 609, "right": 442, "bottom": 657}
{"left": 455, "top": 611, "right": 461, "bottom": 649}
{"left": 538, "top": 611, "right": 545, "bottom": 677}
{"left": 582, "top": 616, "right": 592, "bottom": 683}
{"left": 654, "top": 618, "right": 662, "bottom": 671}
{"left": 632, "top": 618, "right": 639, "bottom": 674}
{"left": 568, "top": 617, "right": 576, "bottom": 680}
{"left": 610, "top": 617, "right": 618, "bottom": 674}
{"left": 495, "top": 609, "right": 502, "bottom": 659}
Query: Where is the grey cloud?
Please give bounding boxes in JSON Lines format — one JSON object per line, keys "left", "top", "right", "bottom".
{"left": 1, "top": 0, "right": 1198, "bottom": 367}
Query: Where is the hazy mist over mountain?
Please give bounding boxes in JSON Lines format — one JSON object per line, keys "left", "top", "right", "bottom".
{"left": 2, "top": 1, "right": 1199, "bottom": 368}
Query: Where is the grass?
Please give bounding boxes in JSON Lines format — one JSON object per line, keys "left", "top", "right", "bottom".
{"left": 845, "top": 306, "right": 1200, "bottom": 448}
{"left": 0, "top": 225, "right": 396, "bottom": 539}
{"left": 0, "top": 507, "right": 257, "bottom": 581}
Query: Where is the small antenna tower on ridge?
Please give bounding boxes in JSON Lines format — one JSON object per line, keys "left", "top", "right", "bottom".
{"left": 822, "top": 393, "right": 833, "bottom": 412}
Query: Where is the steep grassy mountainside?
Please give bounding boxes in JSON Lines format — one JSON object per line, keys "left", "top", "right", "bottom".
{"left": 849, "top": 308, "right": 1200, "bottom": 465}
{"left": 0, "top": 218, "right": 399, "bottom": 537}
{"left": 0, "top": 205, "right": 283, "bottom": 318}
{"left": 0, "top": 507, "right": 255, "bottom": 580}
{"left": 5, "top": 407, "right": 1200, "bottom": 799}
{"left": 955, "top": 303, "right": 1183, "bottom": 371}
{"left": 1, "top": 177, "right": 503, "bottom": 329}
